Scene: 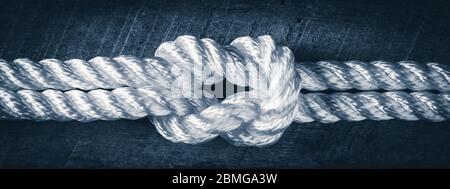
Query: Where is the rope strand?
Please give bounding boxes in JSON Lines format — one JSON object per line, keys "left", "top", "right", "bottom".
{"left": 2, "top": 88, "right": 448, "bottom": 123}
{"left": 296, "top": 91, "right": 450, "bottom": 123}
{"left": 296, "top": 61, "right": 450, "bottom": 92}
{"left": 1, "top": 59, "right": 448, "bottom": 92}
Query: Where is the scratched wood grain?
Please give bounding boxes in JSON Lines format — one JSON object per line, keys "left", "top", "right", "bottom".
{"left": 0, "top": 0, "right": 449, "bottom": 168}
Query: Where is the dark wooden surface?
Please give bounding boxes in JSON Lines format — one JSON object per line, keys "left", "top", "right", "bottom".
{"left": 0, "top": 0, "right": 449, "bottom": 168}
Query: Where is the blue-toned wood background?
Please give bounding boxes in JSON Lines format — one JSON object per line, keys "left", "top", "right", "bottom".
{"left": 0, "top": 0, "right": 449, "bottom": 168}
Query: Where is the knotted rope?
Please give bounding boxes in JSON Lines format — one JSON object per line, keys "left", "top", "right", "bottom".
{"left": 0, "top": 35, "right": 449, "bottom": 146}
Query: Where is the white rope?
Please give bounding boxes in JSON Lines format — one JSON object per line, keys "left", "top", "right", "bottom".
{"left": 1, "top": 58, "right": 449, "bottom": 92}
{"left": 0, "top": 35, "right": 449, "bottom": 146}
{"left": 1, "top": 88, "right": 448, "bottom": 124}
{"left": 296, "top": 61, "right": 450, "bottom": 92}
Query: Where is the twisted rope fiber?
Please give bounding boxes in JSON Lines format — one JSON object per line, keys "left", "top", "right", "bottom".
{"left": 1, "top": 88, "right": 449, "bottom": 123}
{"left": 0, "top": 35, "right": 449, "bottom": 146}
{"left": 1, "top": 56, "right": 449, "bottom": 92}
